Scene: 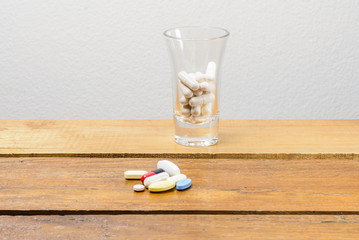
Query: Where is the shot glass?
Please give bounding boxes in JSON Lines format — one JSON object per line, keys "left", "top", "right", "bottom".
{"left": 164, "top": 26, "right": 229, "bottom": 146}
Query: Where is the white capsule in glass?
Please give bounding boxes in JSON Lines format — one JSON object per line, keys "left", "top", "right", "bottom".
{"left": 179, "top": 81, "right": 193, "bottom": 98}
{"left": 195, "top": 72, "right": 205, "bottom": 83}
{"left": 189, "top": 93, "right": 215, "bottom": 107}
{"left": 178, "top": 71, "right": 199, "bottom": 90}
{"left": 191, "top": 105, "right": 201, "bottom": 117}
{"left": 179, "top": 96, "right": 189, "bottom": 105}
{"left": 201, "top": 103, "right": 213, "bottom": 116}
{"left": 193, "top": 89, "right": 203, "bottom": 96}
{"left": 206, "top": 62, "right": 216, "bottom": 82}
{"left": 181, "top": 104, "right": 191, "bottom": 117}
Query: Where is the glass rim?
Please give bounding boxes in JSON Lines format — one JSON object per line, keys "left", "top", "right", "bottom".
{"left": 163, "top": 26, "right": 230, "bottom": 41}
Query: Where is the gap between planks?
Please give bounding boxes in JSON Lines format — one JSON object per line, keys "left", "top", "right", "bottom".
{"left": 0, "top": 153, "right": 358, "bottom": 160}
{"left": 1, "top": 210, "right": 359, "bottom": 216}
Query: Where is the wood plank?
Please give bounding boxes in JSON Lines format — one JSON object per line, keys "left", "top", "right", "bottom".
{"left": 0, "top": 157, "right": 358, "bottom": 212}
{"left": 0, "top": 120, "right": 358, "bottom": 159}
{"left": 1, "top": 215, "right": 359, "bottom": 239}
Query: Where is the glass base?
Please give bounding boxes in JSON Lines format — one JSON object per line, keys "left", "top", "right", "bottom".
{"left": 175, "top": 136, "right": 218, "bottom": 147}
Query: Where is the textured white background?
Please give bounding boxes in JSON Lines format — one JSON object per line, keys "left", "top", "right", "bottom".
{"left": 1, "top": 0, "right": 358, "bottom": 119}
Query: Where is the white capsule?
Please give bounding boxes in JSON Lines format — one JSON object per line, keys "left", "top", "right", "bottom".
{"left": 157, "top": 160, "right": 180, "bottom": 176}
{"left": 124, "top": 170, "right": 148, "bottom": 180}
{"left": 193, "top": 89, "right": 203, "bottom": 96}
{"left": 181, "top": 104, "right": 191, "bottom": 117}
{"left": 201, "top": 103, "right": 213, "bottom": 116}
{"left": 200, "top": 82, "right": 215, "bottom": 93}
{"left": 190, "top": 115, "right": 209, "bottom": 123}
{"left": 199, "top": 82, "right": 209, "bottom": 91}
{"left": 178, "top": 71, "right": 199, "bottom": 90}
{"left": 179, "top": 96, "right": 189, "bottom": 105}
{"left": 191, "top": 106, "right": 201, "bottom": 117}
{"left": 179, "top": 81, "right": 193, "bottom": 98}
{"left": 144, "top": 172, "right": 169, "bottom": 187}
{"left": 189, "top": 93, "right": 215, "bottom": 107}
{"left": 195, "top": 72, "right": 206, "bottom": 83}
{"left": 167, "top": 174, "right": 187, "bottom": 183}
{"left": 133, "top": 184, "right": 145, "bottom": 192}
{"left": 206, "top": 62, "right": 216, "bottom": 81}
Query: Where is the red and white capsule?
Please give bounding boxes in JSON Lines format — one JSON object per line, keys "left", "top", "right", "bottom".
{"left": 141, "top": 168, "right": 164, "bottom": 182}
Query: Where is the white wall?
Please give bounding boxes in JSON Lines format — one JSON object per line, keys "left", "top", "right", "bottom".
{"left": 1, "top": 0, "right": 358, "bottom": 119}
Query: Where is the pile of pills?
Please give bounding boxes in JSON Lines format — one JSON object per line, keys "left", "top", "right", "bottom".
{"left": 178, "top": 61, "right": 217, "bottom": 122}
{"left": 124, "top": 160, "right": 191, "bottom": 193}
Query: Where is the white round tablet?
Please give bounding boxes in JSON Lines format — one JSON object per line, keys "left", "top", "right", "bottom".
{"left": 133, "top": 184, "right": 145, "bottom": 192}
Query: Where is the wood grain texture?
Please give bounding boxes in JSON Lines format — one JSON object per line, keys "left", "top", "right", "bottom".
{"left": 1, "top": 157, "right": 358, "bottom": 212}
{"left": 1, "top": 215, "right": 359, "bottom": 239}
{"left": 0, "top": 120, "right": 358, "bottom": 159}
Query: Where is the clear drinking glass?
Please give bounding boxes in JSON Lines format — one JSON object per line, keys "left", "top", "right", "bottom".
{"left": 164, "top": 26, "right": 229, "bottom": 146}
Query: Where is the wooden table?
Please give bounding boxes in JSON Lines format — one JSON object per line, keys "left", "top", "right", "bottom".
{"left": 1, "top": 120, "right": 359, "bottom": 239}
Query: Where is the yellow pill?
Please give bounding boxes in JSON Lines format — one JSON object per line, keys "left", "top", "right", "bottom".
{"left": 148, "top": 180, "right": 176, "bottom": 192}
{"left": 124, "top": 170, "right": 148, "bottom": 180}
